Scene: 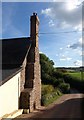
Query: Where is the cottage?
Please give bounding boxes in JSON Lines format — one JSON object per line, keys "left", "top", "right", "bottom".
{"left": 0, "top": 13, "right": 41, "bottom": 118}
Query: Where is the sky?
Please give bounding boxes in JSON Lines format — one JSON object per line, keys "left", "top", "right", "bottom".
{"left": 0, "top": 0, "right": 84, "bottom": 67}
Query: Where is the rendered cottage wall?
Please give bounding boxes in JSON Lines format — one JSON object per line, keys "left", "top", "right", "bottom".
{"left": 0, "top": 72, "right": 20, "bottom": 117}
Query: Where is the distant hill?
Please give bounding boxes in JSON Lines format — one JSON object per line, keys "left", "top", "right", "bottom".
{"left": 56, "top": 67, "right": 84, "bottom": 72}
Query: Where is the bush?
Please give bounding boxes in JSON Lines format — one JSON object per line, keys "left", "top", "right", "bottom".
{"left": 58, "top": 83, "right": 70, "bottom": 93}
{"left": 42, "top": 73, "right": 60, "bottom": 87}
{"left": 41, "top": 85, "right": 62, "bottom": 106}
{"left": 53, "top": 70, "right": 64, "bottom": 79}
{"left": 42, "top": 85, "right": 54, "bottom": 95}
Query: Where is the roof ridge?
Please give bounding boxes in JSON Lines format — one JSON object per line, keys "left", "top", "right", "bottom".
{"left": 1, "top": 37, "right": 30, "bottom": 40}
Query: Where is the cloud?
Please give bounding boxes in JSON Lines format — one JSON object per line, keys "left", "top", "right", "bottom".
{"left": 49, "top": 20, "right": 55, "bottom": 27}
{"left": 41, "top": 8, "right": 52, "bottom": 16}
{"left": 79, "top": 50, "right": 84, "bottom": 56}
{"left": 39, "top": 51, "right": 43, "bottom": 54}
{"left": 53, "top": 0, "right": 83, "bottom": 3}
{"left": 74, "top": 60, "right": 82, "bottom": 66}
{"left": 60, "top": 47, "right": 63, "bottom": 50}
{"left": 67, "top": 37, "right": 83, "bottom": 49}
{"left": 60, "top": 55, "right": 72, "bottom": 61}
{"left": 41, "top": 1, "right": 82, "bottom": 30}
{"left": 69, "top": 43, "right": 81, "bottom": 49}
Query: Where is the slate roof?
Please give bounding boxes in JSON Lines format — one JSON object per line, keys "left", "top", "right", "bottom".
{"left": 0, "top": 37, "right": 31, "bottom": 85}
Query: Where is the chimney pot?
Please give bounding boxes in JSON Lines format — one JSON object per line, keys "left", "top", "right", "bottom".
{"left": 33, "top": 12, "right": 37, "bottom": 16}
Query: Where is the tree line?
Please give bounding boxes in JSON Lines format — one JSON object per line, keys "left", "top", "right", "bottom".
{"left": 40, "top": 53, "right": 84, "bottom": 93}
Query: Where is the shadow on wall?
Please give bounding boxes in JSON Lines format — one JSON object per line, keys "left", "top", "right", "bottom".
{"left": 19, "top": 92, "right": 29, "bottom": 109}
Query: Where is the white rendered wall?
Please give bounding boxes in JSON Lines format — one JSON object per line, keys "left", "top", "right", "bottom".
{"left": 0, "top": 72, "right": 21, "bottom": 118}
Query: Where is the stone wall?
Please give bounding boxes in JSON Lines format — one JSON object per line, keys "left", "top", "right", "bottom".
{"left": 20, "top": 57, "right": 27, "bottom": 92}
{"left": 19, "top": 13, "right": 41, "bottom": 112}
{"left": 24, "top": 46, "right": 41, "bottom": 111}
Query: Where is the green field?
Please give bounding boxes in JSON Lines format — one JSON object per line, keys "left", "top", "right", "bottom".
{"left": 64, "top": 71, "right": 84, "bottom": 92}
{"left": 67, "top": 72, "right": 84, "bottom": 81}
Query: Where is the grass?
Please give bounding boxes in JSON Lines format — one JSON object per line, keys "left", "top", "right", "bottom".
{"left": 67, "top": 72, "right": 84, "bottom": 81}
{"left": 63, "top": 71, "right": 84, "bottom": 92}
{"left": 43, "top": 94, "right": 61, "bottom": 106}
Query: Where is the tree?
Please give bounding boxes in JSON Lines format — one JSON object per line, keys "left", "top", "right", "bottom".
{"left": 40, "top": 53, "right": 71, "bottom": 93}
{"left": 40, "top": 53, "right": 54, "bottom": 75}
{"left": 40, "top": 53, "right": 54, "bottom": 84}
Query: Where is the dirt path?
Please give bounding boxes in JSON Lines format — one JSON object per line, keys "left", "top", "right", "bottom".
{"left": 14, "top": 94, "right": 84, "bottom": 119}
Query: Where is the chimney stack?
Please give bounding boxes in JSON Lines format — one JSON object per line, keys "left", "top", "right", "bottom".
{"left": 30, "top": 12, "right": 39, "bottom": 47}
